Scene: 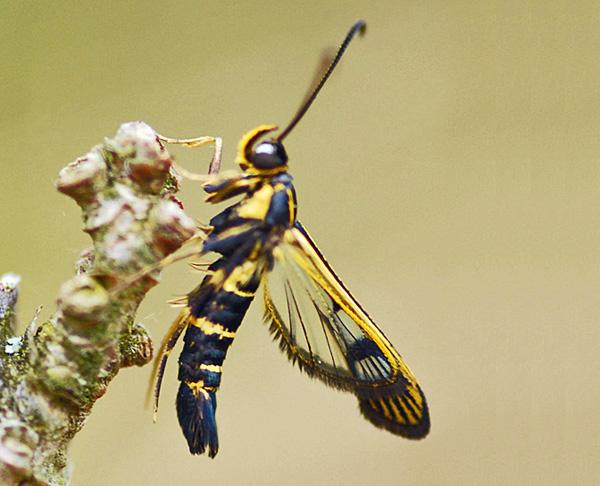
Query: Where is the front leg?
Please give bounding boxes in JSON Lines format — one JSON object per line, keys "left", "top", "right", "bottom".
{"left": 156, "top": 133, "right": 223, "bottom": 177}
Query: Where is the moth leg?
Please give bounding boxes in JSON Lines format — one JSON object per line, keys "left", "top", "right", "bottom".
{"left": 196, "top": 219, "right": 213, "bottom": 233}
{"left": 207, "top": 137, "right": 223, "bottom": 175}
{"left": 110, "top": 232, "right": 207, "bottom": 294}
{"left": 156, "top": 133, "right": 223, "bottom": 178}
{"left": 188, "top": 261, "right": 212, "bottom": 272}
{"left": 147, "top": 310, "right": 190, "bottom": 421}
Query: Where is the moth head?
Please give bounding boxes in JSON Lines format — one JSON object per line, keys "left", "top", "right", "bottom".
{"left": 238, "top": 125, "right": 288, "bottom": 174}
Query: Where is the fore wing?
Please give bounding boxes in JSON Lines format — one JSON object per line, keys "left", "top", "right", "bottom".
{"left": 263, "top": 222, "right": 429, "bottom": 438}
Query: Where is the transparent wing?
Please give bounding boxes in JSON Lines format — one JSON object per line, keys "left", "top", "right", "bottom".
{"left": 263, "top": 222, "right": 429, "bottom": 438}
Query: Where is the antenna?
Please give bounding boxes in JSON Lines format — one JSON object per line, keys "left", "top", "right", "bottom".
{"left": 276, "top": 20, "right": 367, "bottom": 142}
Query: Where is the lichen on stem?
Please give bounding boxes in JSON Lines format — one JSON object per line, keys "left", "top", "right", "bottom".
{"left": 0, "top": 122, "right": 198, "bottom": 485}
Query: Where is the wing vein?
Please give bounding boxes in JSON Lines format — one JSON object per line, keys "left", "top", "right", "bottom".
{"left": 311, "top": 299, "right": 339, "bottom": 374}
{"left": 284, "top": 281, "right": 295, "bottom": 346}
{"left": 288, "top": 277, "right": 314, "bottom": 361}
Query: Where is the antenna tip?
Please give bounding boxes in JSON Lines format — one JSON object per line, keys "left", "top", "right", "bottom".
{"left": 354, "top": 19, "right": 367, "bottom": 36}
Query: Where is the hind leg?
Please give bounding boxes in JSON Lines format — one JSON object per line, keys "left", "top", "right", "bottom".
{"left": 148, "top": 311, "right": 189, "bottom": 420}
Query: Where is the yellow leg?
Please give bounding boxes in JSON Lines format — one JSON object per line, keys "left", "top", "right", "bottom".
{"left": 156, "top": 133, "right": 223, "bottom": 178}
{"left": 110, "top": 231, "right": 207, "bottom": 295}
{"left": 147, "top": 309, "right": 190, "bottom": 421}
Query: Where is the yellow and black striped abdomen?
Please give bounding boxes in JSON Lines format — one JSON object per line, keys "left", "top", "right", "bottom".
{"left": 177, "top": 255, "right": 263, "bottom": 457}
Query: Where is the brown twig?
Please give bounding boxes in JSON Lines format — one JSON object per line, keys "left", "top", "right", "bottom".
{"left": 0, "top": 122, "right": 198, "bottom": 485}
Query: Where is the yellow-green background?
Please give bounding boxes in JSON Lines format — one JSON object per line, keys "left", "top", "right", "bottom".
{"left": 1, "top": 1, "right": 598, "bottom": 485}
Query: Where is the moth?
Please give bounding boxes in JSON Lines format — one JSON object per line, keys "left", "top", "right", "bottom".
{"left": 151, "top": 20, "right": 430, "bottom": 458}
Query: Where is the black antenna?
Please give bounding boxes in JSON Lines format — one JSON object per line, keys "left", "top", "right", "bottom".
{"left": 276, "top": 20, "right": 367, "bottom": 142}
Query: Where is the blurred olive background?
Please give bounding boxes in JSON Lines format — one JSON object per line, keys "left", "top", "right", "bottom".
{"left": 1, "top": 1, "right": 599, "bottom": 485}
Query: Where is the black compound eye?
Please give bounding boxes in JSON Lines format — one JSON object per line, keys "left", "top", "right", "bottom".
{"left": 249, "top": 141, "right": 288, "bottom": 169}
